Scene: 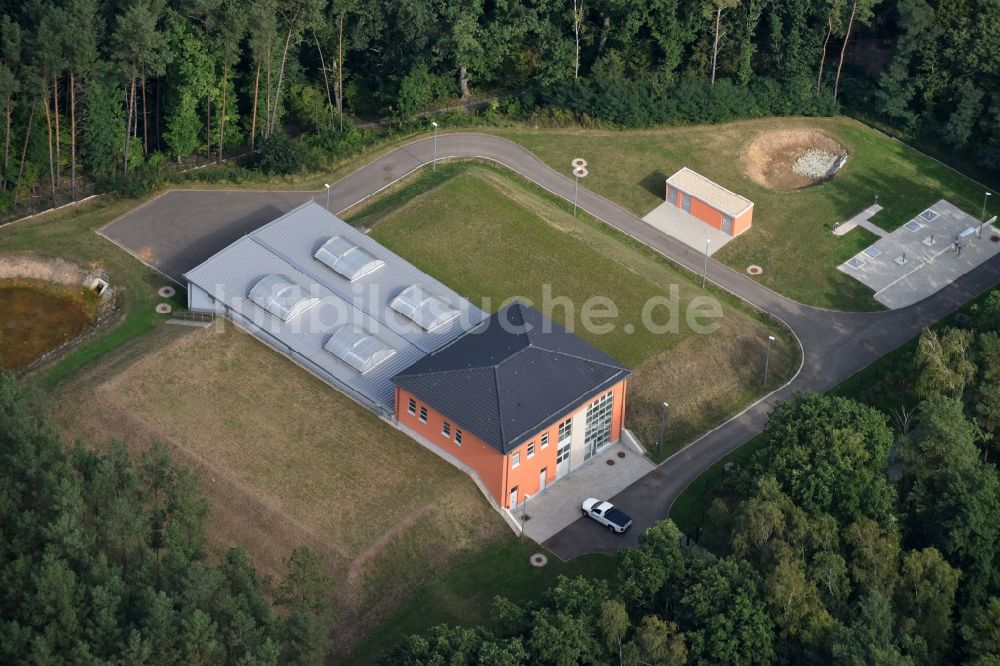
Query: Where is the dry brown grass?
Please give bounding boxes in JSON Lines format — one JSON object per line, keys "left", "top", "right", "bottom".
{"left": 50, "top": 322, "right": 507, "bottom": 655}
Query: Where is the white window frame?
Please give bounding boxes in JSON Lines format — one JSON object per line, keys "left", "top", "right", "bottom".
{"left": 540, "top": 433, "right": 549, "bottom": 449}
{"left": 407, "top": 398, "right": 416, "bottom": 415}
{"left": 455, "top": 429, "right": 463, "bottom": 445}
{"left": 419, "top": 406, "right": 428, "bottom": 424}
{"left": 442, "top": 421, "right": 451, "bottom": 438}
{"left": 527, "top": 442, "right": 535, "bottom": 459}
{"left": 511, "top": 452, "right": 520, "bottom": 469}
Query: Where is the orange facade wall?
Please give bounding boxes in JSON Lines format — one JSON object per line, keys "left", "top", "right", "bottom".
{"left": 395, "top": 387, "right": 507, "bottom": 503}
{"left": 665, "top": 183, "right": 753, "bottom": 236}
{"left": 397, "top": 379, "right": 629, "bottom": 509}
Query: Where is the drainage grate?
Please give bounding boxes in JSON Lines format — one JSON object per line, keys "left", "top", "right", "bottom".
{"left": 905, "top": 219, "right": 922, "bottom": 232}
{"left": 921, "top": 210, "right": 939, "bottom": 221}
{"left": 846, "top": 257, "right": 865, "bottom": 269}
{"left": 863, "top": 246, "right": 882, "bottom": 258}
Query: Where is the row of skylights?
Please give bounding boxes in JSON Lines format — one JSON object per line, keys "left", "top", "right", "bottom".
{"left": 313, "top": 236, "right": 384, "bottom": 282}
{"left": 324, "top": 325, "right": 397, "bottom": 374}
{"left": 248, "top": 274, "right": 319, "bottom": 322}
{"left": 390, "top": 285, "right": 461, "bottom": 331}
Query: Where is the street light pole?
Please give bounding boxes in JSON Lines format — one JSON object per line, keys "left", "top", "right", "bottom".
{"left": 431, "top": 121, "right": 438, "bottom": 171}
{"left": 980, "top": 191, "right": 993, "bottom": 238}
{"left": 655, "top": 401, "right": 668, "bottom": 452}
{"left": 324, "top": 183, "right": 330, "bottom": 210}
{"left": 764, "top": 335, "right": 775, "bottom": 386}
{"left": 701, "top": 238, "right": 711, "bottom": 289}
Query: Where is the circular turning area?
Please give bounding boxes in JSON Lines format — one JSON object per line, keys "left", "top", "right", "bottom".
{"left": 742, "top": 128, "right": 849, "bottom": 191}
{"left": 530, "top": 553, "right": 548, "bottom": 567}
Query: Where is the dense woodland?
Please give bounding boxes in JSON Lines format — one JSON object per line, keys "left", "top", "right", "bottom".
{"left": 0, "top": 373, "right": 336, "bottom": 663}
{"left": 0, "top": 0, "right": 998, "bottom": 212}
{"left": 387, "top": 297, "right": 1000, "bottom": 665}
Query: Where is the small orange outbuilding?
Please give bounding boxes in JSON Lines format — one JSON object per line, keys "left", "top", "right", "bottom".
{"left": 665, "top": 167, "right": 754, "bottom": 237}
{"left": 393, "top": 301, "right": 631, "bottom": 510}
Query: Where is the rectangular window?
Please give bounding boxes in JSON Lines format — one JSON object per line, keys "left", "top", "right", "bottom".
{"left": 455, "top": 429, "right": 462, "bottom": 445}
{"left": 442, "top": 421, "right": 451, "bottom": 437}
{"left": 407, "top": 398, "right": 416, "bottom": 415}
{"left": 558, "top": 418, "right": 572, "bottom": 443}
{"left": 419, "top": 406, "right": 428, "bottom": 423}
{"left": 541, "top": 433, "right": 549, "bottom": 449}
{"left": 584, "top": 391, "right": 614, "bottom": 461}
{"left": 511, "top": 452, "right": 520, "bottom": 469}
{"left": 527, "top": 442, "right": 535, "bottom": 459}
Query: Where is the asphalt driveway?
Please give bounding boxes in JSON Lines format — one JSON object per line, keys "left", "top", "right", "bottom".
{"left": 95, "top": 133, "right": 1000, "bottom": 560}
{"left": 100, "top": 190, "right": 313, "bottom": 281}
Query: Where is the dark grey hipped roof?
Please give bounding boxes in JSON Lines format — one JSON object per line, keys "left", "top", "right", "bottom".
{"left": 393, "top": 302, "right": 631, "bottom": 454}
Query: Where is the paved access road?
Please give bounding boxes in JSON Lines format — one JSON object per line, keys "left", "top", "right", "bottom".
{"left": 100, "top": 133, "right": 1000, "bottom": 559}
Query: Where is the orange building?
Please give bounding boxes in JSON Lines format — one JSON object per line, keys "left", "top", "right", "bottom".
{"left": 665, "top": 167, "right": 754, "bottom": 237}
{"left": 393, "top": 302, "right": 631, "bottom": 509}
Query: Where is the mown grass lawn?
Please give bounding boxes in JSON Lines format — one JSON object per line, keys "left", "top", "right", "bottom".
{"left": 346, "top": 541, "right": 615, "bottom": 665}
{"left": 493, "top": 116, "right": 992, "bottom": 311}
{"left": 353, "top": 163, "right": 798, "bottom": 461}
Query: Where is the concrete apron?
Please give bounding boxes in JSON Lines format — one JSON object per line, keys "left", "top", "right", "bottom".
{"left": 518, "top": 440, "right": 656, "bottom": 545}
{"left": 641, "top": 201, "right": 734, "bottom": 255}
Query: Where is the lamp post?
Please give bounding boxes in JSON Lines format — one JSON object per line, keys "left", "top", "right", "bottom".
{"left": 980, "top": 191, "right": 993, "bottom": 238}
{"left": 431, "top": 121, "right": 439, "bottom": 171}
{"left": 764, "top": 335, "right": 775, "bottom": 386}
{"left": 701, "top": 238, "right": 711, "bottom": 289}
{"left": 571, "top": 158, "right": 587, "bottom": 217}
{"left": 655, "top": 401, "right": 668, "bottom": 452}
{"left": 324, "top": 183, "right": 330, "bottom": 210}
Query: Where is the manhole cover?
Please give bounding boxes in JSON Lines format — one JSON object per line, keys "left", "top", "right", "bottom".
{"left": 653, "top": 471, "right": 664, "bottom": 479}
{"left": 382, "top": 164, "right": 393, "bottom": 171}
{"left": 992, "top": 235, "right": 999, "bottom": 243}
{"left": 530, "top": 553, "right": 548, "bottom": 567}
{"left": 158, "top": 285, "right": 176, "bottom": 298}
{"left": 606, "top": 459, "right": 615, "bottom": 465}
{"left": 155, "top": 303, "right": 172, "bottom": 314}
{"left": 522, "top": 514, "right": 531, "bottom": 521}
{"left": 617, "top": 451, "right": 626, "bottom": 458}
{"left": 747, "top": 265, "right": 763, "bottom": 275}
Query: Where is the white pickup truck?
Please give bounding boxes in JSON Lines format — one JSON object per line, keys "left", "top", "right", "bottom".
{"left": 582, "top": 497, "right": 633, "bottom": 534}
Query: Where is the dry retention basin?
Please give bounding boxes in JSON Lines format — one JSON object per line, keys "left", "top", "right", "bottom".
{"left": 0, "top": 278, "right": 99, "bottom": 370}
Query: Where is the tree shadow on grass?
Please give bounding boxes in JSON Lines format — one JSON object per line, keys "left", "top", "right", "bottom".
{"left": 640, "top": 170, "right": 668, "bottom": 201}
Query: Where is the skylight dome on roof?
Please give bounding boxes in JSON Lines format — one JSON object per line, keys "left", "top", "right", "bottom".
{"left": 324, "top": 325, "right": 398, "bottom": 373}
{"left": 247, "top": 274, "right": 319, "bottom": 322}
{"left": 314, "top": 236, "right": 384, "bottom": 281}
{"left": 390, "top": 285, "right": 460, "bottom": 331}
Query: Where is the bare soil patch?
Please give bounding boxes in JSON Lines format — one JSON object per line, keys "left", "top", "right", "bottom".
{"left": 50, "top": 322, "right": 506, "bottom": 656}
{"left": 742, "top": 127, "right": 848, "bottom": 191}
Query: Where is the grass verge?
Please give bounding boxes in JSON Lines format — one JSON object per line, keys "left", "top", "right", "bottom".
{"left": 492, "top": 116, "right": 992, "bottom": 311}
{"left": 345, "top": 541, "right": 614, "bottom": 665}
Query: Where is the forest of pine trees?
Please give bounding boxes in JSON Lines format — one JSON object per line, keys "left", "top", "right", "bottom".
{"left": 0, "top": 0, "right": 997, "bottom": 214}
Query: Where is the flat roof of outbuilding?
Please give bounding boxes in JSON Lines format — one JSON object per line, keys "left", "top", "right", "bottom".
{"left": 666, "top": 167, "right": 753, "bottom": 218}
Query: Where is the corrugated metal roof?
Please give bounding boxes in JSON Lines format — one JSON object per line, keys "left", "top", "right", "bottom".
{"left": 250, "top": 201, "right": 482, "bottom": 353}
{"left": 393, "top": 302, "right": 631, "bottom": 453}
{"left": 666, "top": 167, "right": 753, "bottom": 218}
{"left": 183, "top": 202, "right": 487, "bottom": 412}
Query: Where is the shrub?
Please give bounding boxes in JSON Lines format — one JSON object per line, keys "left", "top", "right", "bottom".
{"left": 252, "top": 134, "right": 305, "bottom": 175}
